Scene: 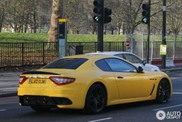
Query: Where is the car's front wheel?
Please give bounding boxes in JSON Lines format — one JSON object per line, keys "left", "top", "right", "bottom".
{"left": 85, "top": 83, "right": 107, "bottom": 114}
{"left": 156, "top": 79, "right": 170, "bottom": 103}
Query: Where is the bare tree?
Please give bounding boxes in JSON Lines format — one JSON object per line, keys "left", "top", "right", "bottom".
{"left": 0, "top": 0, "right": 50, "bottom": 33}
{"left": 118, "top": 0, "right": 144, "bottom": 35}
{"left": 0, "top": 0, "right": 8, "bottom": 32}
{"left": 1, "top": 0, "right": 182, "bottom": 39}
{"left": 105, "top": 0, "right": 123, "bottom": 34}
{"left": 47, "top": 0, "right": 61, "bottom": 48}
{"left": 167, "top": 0, "right": 182, "bottom": 59}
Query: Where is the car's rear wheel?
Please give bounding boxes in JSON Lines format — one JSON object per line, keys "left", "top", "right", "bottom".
{"left": 85, "top": 83, "right": 107, "bottom": 114}
{"left": 31, "top": 106, "right": 51, "bottom": 112}
{"left": 156, "top": 79, "right": 170, "bottom": 103}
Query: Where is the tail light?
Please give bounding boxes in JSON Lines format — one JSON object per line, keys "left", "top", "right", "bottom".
{"left": 49, "top": 76, "right": 75, "bottom": 85}
{"left": 19, "top": 76, "right": 27, "bottom": 85}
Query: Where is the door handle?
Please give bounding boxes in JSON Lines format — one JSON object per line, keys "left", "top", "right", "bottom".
{"left": 117, "top": 76, "right": 123, "bottom": 79}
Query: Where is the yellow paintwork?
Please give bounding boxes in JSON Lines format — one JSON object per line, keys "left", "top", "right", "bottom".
{"left": 18, "top": 54, "right": 172, "bottom": 109}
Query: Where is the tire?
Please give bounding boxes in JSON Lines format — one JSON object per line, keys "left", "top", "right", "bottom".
{"left": 31, "top": 106, "right": 51, "bottom": 112}
{"left": 156, "top": 79, "right": 170, "bottom": 103}
{"left": 85, "top": 83, "right": 107, "bottom": 114}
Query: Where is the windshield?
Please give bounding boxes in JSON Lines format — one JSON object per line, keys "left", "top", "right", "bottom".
{"left": 115, "top": 54, "right": 143, "bottom": 64}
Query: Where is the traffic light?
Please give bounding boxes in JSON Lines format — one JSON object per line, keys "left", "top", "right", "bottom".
{"left": 104, "top": 8, "right": 112, "bottom": 23}
{"left": 93, "top": 0, "right": 104, "bottom": 23}
{"left": 93, "top": 15, "right": 101, "bottom": 22}
{"left": 142, "top": 3, "right": 150, "bottom": 24}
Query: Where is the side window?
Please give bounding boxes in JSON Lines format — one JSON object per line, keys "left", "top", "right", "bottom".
{"left": 123, "top": 54, "right": 143, "bottom": 64}
{"left": 95, "top": 59, "right": 112, "bottom": 72}
{"left": 105, "top": 58, "right": 136, "bottom": 72}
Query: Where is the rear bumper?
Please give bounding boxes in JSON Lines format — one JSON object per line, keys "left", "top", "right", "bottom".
{"left": 19, "top": 96, "right": 72, "bottom": 106}
{"left": 18, "top": 87, "right": 85, "bottom": 109}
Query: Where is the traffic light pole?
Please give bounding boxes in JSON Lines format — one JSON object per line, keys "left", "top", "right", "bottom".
{"left": 97, "top": 0, "right": 104, "bottom": 52}
{"left": 97, "top": 19, "right": 104, "bottom": 52}
{"left": 162, "top": 0, "right": 166, "bottom": 68}
{"left": 142, "top": 0, "right": 151, "bottom": 63}
{"left": 146, "top": 0, "right": 151, "bottom": 63}
{"left": 93, "top": 0, "right": 111, "bottom": 52}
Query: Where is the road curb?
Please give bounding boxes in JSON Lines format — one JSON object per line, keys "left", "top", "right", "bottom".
{"left": 0, "top": 92, "right": 17, "bottom": 98}
{"left": 161, "top": 67, "right": 182, "bottom": 72}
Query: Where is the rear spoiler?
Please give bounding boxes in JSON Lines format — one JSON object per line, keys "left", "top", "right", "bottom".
{"left": 21, "top": 71, "right": 60, "bottom": 75}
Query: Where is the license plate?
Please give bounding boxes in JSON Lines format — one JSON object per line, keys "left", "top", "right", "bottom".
{"left": 29, "top": 79, "right": 47, "bottom": 84}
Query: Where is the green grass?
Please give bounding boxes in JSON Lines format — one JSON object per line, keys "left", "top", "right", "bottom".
{"left": 0, "top": 33, "right": 48, "bottom": 42}
{"left": 0, "top": 32, "right": 181, "bottom": 43}
{"left": 143, "top": 34, "right": 182, "bottom": 42}
{"left": 0, "top": 33, "right": 124, "bottom": 42}
{"left": 67, "top": 34, "right": 124, "bottom": 42}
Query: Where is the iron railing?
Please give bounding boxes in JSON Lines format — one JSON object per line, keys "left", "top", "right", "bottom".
{"left": 0, "top": 42, "right": 125, "bottom": 68}
{"left": 0, "top": 41, "right": 182, "bottom": 68}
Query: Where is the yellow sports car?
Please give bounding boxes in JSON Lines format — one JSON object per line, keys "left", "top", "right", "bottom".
{"left": 18, "top": 54, "right": 172, "bottom": 114}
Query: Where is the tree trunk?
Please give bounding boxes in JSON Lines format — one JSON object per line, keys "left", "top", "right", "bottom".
{"left": 33, "top": 10, "right": 37, "bottom": 33}
{"left": 47, "top": 0, "right": 61, "bottom": 49}
{"left": 0, "top": 8, "right": 5, "bottom": 32}
{"left": 173, "top": 34, "right": 177, "bottom": 60}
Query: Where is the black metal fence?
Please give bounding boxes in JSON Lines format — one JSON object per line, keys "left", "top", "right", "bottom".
{"left": 1, "top": 41, "right": 182, "bottom": 68}
{"left": 0, "top": 42, "right": 125, "bottom": 68}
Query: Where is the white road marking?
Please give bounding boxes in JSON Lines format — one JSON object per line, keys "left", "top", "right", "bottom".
{"left": 153, "top": 104, "right": 182, "bottom": 111}
{"left": 171, "top": 77, "right": 182, "bottom": 80}
{"left": 171, "top": 77, "right": 177, "bottom": 80}
{"left": 173, "top": 92, "right": 182, "bottom": 95}
{"left": 0, "top": 109, "right": 6, "bottom": 112}
{"left": 88, "top": 117, "right": 112, "bottom": 122}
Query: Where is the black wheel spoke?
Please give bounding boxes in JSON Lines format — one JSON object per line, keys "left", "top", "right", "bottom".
{"left": 156, "top": 80, "right": 170, "bottom": 103}
{"left": 85, "top": 84, "right": 107, "bottom": 114}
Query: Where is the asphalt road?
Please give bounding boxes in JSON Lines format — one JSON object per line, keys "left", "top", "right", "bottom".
{"left": 0, "top": 76, "right": 182, "bottom": 122}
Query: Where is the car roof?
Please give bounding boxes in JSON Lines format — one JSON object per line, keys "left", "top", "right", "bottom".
{"left": 63, "top": 53, "right": 119, "bottom": 60}
{"left": 86, "top": 51, "right": 135, "bottom": 56}
{"left": 62, "top": 53, "right": 136, "bottom": 64}
{"left": 86, "top": 51, "right": 143, "bottom": 61}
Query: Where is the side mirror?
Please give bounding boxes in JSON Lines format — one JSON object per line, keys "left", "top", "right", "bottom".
{"left": 137, "top": 66, "right": 144, "bottom": 73}
{"left": 142, "top": 60, "right": 147, "bottom": 66}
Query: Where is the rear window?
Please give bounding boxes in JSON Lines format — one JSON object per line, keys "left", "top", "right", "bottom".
{"left": 43, "top": 58, "right": 88, "bottom": 69}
